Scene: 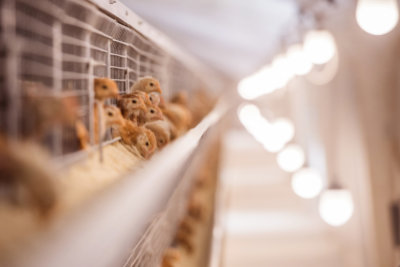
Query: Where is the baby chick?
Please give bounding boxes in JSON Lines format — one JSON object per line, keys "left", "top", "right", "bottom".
{"left": 138, "top": 104, "right": 164, "bottom": 126}
{"left": 173, "top": 227, "right": 194, "bottom": 254}
{"left": 76, "top": 78, "right": 120, "bottom": 148}
{"left": 117, "top": 93, "right": 147, "bottom": 123}
{"left": 93, "top": 77, "right": 120, "bottom": 139}
{"left": 178, "top": 215, "right": 196, "bottom": 235}
{"left": 75, "top": 105, "right": 122, "bottom": 149}
{"left": 170, "top": 91, "right": 188, "bottom": 107}
{"left": 105, "top": 107, "right": 157, "bottom": 159}
{"left": 131, "top": 76, "right": 162, "bottom": 94}
{"left": 161, "top": 248, "right": 181, "bottom": 267}
{"left": 148, "top": 91, "right": 161, "bottom": 106}
{"left": 133, "top": 90, "right": 153, "bottom": 106}
{"left": 187, "top": 192, "right": 205, "bottom": 222}
{"left": 161, "top": 102, "right": 192, "bottom": 137}
{"left": 144, "top": 120, "right": 171, "bottom": 149}
{"left": 94, "top": 78, "right": 119, "bottom": 101}
{"left": 189, "top": 89, "right": 216, "bottom": 127}
{"left": 131, "top": 77, "right": 166, "bottom": 108}
{"left": 21, "top": 81, "right": 79, "bottom": 139}
{"left": 0, "top": 137, "right": 58, "bottom": 217}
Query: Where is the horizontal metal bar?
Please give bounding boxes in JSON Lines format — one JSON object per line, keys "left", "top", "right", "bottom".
{"left": 90, "top": 45, "right": 109, "bottom": 54}
{"left": 110, "top": 65, "right": 126, "bottom": 70}
{"left": 52, "top": 137, "right": 121, "bottom": 169}
{"left": 62, "top": 71, "right": 90, "bottom": 79}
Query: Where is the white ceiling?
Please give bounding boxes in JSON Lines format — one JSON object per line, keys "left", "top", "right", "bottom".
{"left": 120, "top": 0, "right": 297, "bottom": 80}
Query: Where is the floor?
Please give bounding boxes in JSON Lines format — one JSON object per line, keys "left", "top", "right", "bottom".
{"left": 218, "top": 130, "right": 343, "bottom": 267}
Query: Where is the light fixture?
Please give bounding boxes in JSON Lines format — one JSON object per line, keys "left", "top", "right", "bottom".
{"left": 356, "top": 0, "right": 399, "bottom": 36}
{"left": 271, "top": 118, "right": 295, "bottom": 144}
{"left": 237, "top": 104, "right": 262, "bottom": 130}
{"left": 237, "top": 104, "right": 271, "bottom": 147}
{"left": 286, "top": 44, "right": 313, "bottom": 76}
{"left": 262, "top": 117, "right": 294, "bottom": 153}
{"left": 318, "top": 186, "right": 354, "bottom": 226}
{"left": 270, "top": 54, "right": 294, "bottom": 88}
{"left": 238, "top": 105, "right": 291, "bottom": 153}
{"left": 237, "top": 66, "right": 279, "bottom": 100}
{"left": 291, "top": 167, "right": 323, "bottom": 199}
{"left": 317, "top": 83, "right": 354, "bottom": 227}
{"left": 277, "top": 144, "right": 305, "bottom": 172}
{"left": 237, "top": 75, "right": 261, "bottom": 100}
{"left": 262, "top": 138, "right": 286, "bottom": 153}
{"left": 304, "top": 30, "right": 336, "bottom": 65}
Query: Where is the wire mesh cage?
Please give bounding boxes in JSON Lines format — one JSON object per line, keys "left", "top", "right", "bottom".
{"left": 0, "top": 0, "right": 206, "bottom": 157}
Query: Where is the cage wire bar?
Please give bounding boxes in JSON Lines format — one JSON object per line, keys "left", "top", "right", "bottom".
{"left": 0, "top": 0, "right": 208, "bottom": 156}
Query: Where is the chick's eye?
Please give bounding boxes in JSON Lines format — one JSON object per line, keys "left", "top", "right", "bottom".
{"left": 150, "top": 109, "right": 155, "bottom": 114}
{"left": 102, "top": 85, "right": 108, "bottom": 90}
{"left": 132, "top": 99, "right": 137, "bottom": 104}
{"left": 149, "top": 82, "right": 154, "bottom": 87}
{"left": 107, "top": 112, "right": 113, "bottom": 116}
{"left": 145, "top": 141, "right": 149, "bottom": 147}
{"left": 160, "top": 140, "right": 164, "bottom": 144}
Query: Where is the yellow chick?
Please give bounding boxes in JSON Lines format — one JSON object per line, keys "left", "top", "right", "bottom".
{"left": 117, "top": 93, "right": 147, "bottom": 123}
{"left": 187, "top": 192, "right": 205, "bottom": 222}
{"left": 76, "top": 78, "right": 120, "bottom": 149}
{"left": 131, "top": 77, "right": 166, "bottom": 108}
{"left": 138, "top": 104, "right": 164, "bottom": 126}
{"left": 105, "top": 107, "right": 157, "bottom": 159}
{"left": 144, "top": 120, "right": 171, "bottom": 149}
{"left": 75, "top": 105, "right": 122, "bottom": 149}
{"left": 131, "top": 76, "right": 162, "bottom": 94}
{"left": 161, "top": 248, "right": 181, "bottom": 267}
{"left": 21, "top": 81, "right": 79, "bottom": 139}
{"left": 173, "top": 228, "right": 194, "bottom": 254}
{"left": 94, "top": 78, "right": 120, "bottom": 101}
{"left": 161, "top": 102, "right": 192, "bottom": 138}
{"left": 0, "top": 137, "right": 58, "bottom": 217}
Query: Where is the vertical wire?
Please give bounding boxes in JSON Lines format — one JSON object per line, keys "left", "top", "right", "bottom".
{"left": 136, "top": 37, "right": 140, "bottom": 81}
{"left": 97, "top": 100, "right": 103, "bottom": 162}
{"left": 52, "top": 20, "right": 63, "bottom": 155}
{"left": 3, "top": 0, "right": 19, "bottom": 138}
{"left": 327, "top": 80, "right": 340, "bottom": 187}
{"left": 86, "top": 30, "right": 95, "bottom": 146}
{"left": 124, "top": 45, "right": 129, "bottom": 93}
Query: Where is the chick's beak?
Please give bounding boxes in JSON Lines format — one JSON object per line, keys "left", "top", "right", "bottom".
{"left": 140, "top": 103, "right": 147, "bottom": 112}
{"left": 155, "top": 113, "right": 163, "bottom": 120}
{"left": 155, "top": 86, "right": 162, "bottom": 94}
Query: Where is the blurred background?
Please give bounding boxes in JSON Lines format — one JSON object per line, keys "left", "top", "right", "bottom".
{"left": 121, "top": 0, "right": 400, "bottom": 266}
{"left": 0, "top": 0, "right": 400, "bottom": 266}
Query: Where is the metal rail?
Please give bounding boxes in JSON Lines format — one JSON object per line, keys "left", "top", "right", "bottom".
{"left": 7, "top": 100, "right": 228, "bottom": 267}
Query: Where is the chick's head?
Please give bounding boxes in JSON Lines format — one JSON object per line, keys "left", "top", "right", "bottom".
{"left": 94, "top": 78, "right": 119, "bottom": 100}
{"left": 133, "top": 77, "right": 162, "bottom": 94}
{"left": 145, "top": 105, "right": 164, "bottom": 122}
{"left": 162, "top": 248, "right": 181, "bottom": 267}
{"left": 136, "top": 128, "right": 157, "bottom": 159}
{"left": 148, "top": 92, "right": 161, "bottom": 106}
{"left": 145, "top": 121, "right": 170, "bottom": 149}
{"left": 119, "top": 94, "right": 147, "bottom": 115}
{"left": 132, "top": 91, "right": 152, "bottom": 107}
{"left": 104, "top": 105, "right": 124, "bottom": 127}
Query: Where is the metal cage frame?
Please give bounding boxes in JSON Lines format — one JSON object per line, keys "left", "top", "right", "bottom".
{"left": 0, "top": 0, "right": 223, "bottom": 157}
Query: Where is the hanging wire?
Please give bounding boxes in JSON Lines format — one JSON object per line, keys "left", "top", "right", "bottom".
{"left": 326, "top": 81, "right": 341, "bottom": 188}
